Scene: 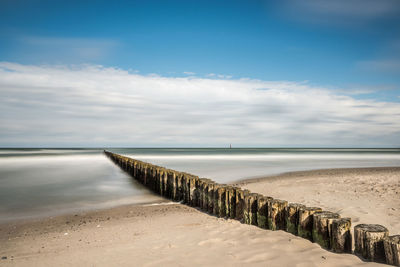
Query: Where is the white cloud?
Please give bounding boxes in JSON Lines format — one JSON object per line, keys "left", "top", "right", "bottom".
{"left": 0, "top": 62, "right": 399, "bottom": 147}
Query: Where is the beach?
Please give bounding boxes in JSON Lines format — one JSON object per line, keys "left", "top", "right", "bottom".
{"left": 2, "top": 167, "right": 399, "bottom": 266}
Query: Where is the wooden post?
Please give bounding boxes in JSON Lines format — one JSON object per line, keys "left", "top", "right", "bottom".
{"left": 298, "top": 206, "right": 322, "bottom": 241}
{"left": 384, "top": 235, "right": 400, "bottom": 266}
{"left": 224, "top": 186, "right": 234, "bottom": 218}
{"left": 217, "top": 185, "right": 227, "bottom": 217}
{"left": 189, "top": 176, "right": 198, "bottom": 206}
{"left": 257, "top": 196, "right": 269, "bottom": 229}
{"left": 213, "top": 184, "right": 221, "bottom": 216}
{"left": 198, "top": 179, "right": 205, "bottom": 208}
{"left": 331, "top": 218, "right": 352, "bottom": 253}
{"left": 235, "top": 188, "right": 248, "bottom": 221}
{"left": 229, "top": 187, "right": 239, "bottom": 219}
{"left": 286, "top": 203, "right": 305, "bottom": 235}
{"left": 248, "top": 193, "right": 259, "bottom": 226}
{"left": 268, "top": 199, "right": 288, "bottom": 231}
{"left": 199, "top": 178, "right": 209, "bottom": 210}
{"left": 175, "top": 172, "right": 183, "bottom": 202}
{"left": 243, "top": 191, "right": 252, "bottom": 224}
{"left": 207, "top": 181, "right": 216, "bottom": 213}
{"left": 312, "top": 211, "right": 340, "bottom": 249}
{"left": 355, "top": 224, "right": 389, "bottom": 263}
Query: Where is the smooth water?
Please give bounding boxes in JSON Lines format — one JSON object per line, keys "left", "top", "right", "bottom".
{"left": 0, "top": 148, "right": 399, "bottom": 222}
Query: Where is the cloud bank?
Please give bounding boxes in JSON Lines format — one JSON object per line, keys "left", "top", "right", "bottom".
{"left": 0, "top": 62, "right": 399, "bottom": 147}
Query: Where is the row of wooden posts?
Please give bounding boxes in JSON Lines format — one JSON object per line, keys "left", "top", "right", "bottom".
{"left": 104, "top": 151, "right": 400, "bottom": 266}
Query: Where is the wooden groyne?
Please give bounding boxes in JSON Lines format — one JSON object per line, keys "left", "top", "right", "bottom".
{"left": 104, "top": 150, "right": 400, "bottom": 266}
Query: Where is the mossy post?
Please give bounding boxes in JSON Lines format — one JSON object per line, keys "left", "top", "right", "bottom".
{"left": 155, "top": 168, "right": 162, "bottom": 195}
{"left": 384, "top": 235, "right": 400, "bottom": 266}
{"left": 298, "top": 206, "right": 322, "bottom": 241}
{"left": 235, "top": 188, "right": 248, "bottom": 221}
{"left": 354, "top": 224, "right": 389, "bottom": 263}
{"left": 243, "top": 191, "right": 252, "bottom": 224}
{"left": 175, "top": 172, "right": 183, "bottom": 201}
{"left": 133, "top": 161, "right": 138, "bottom": 179}
{"left": 149, "top": 166, "right": 155, "bottom": 191}
{"left": 257, "top": 196, "right": 269, "bottom": 229}
{"left": 217, "top": 185, "right": 227, "bottom": 217}
{"left": 207, "top": 181, "right": 215, "bottom": 213}
{"left": 213, "top": 184, "right": 221, "bottom": 215}
{"left": 331, "top": 218, "right": 352, "bottom": 253}
{"left": 161, "top": 170, "right": 167, "bottom": 197}
{"left": 203, "top": 179, "right": 212, "bottom": 210}
{"left": 199, "top": 178, "right": 209, "bottom": 210}
{"left": 248, "top": 193, "right": 259, "bottom": 226}
{"left": 312, "top": 211, "right": 340, "bottom": 249}
{"left": 197, "top": 179, "right": 205, "bottom": 208}
{"left": 268, "top": 199, "right": 288, "bottom": 231}
{"left": 224, "top": 186, "right": 234, "bottom": 218}
{"left": 189, "top": 176, "right": 198, "bottom": 206}
{"left": 286, "top": 203, "right": 305, "bottom": 235}
{"left": 229, "top": 187, "right": 239, "bottom": 219}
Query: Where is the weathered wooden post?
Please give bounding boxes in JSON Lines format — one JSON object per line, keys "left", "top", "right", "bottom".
{"left": 298, "top": 206, "right": 322, "bottom": 241}
{"left": 207, "top": 181, "right": 216, "bottom": 213}
{"left": 312, "top": 211, "right": 340, "bottom": 249}
{"left": 355, "top": 224, "right": 389, "bottom": 263}
{"left": 154, "top": 167, "right": 160, "bottom": 194}
{"left": 189, "top": 175, "right": 198, "bottom": 206}
{"left": 137, "top": 163, "right": 142, "bottom": 183}
{"left": 132, "top": 161, "right": 138, "bottom": 179}
{"left": 224, "top": 186, "right": 234, "bottom": 218}
{"left": 198, "top": 178, "right": 207, "bottom": 209}
{"left": 331, "top": 217, "right": 352, "bottom": 253}
{"left": 257, "top": 196, "right": 269, "bottom": 229}
{"left": 245, "top": 193, "right": 259, "bottom": 226}
{"left": 181, "top": 174, "right": 188, "bottom": 204}
{"left": 286, "top": 203, "right": 305, "bottom": 235}
{"left": 243, "top": 191, "right": 252, "bottom": 224}
{"left": 235, "top": 188, "right": 248, "bottom": 221}
{"left": 175, "top": 172, "right": 183, "bottom": 201}
{"left": 229, "top": 187, "right": 239, "bottom": 219}
{"left": 213, "top": 184, "right": 221, "bottom": 216}
{"left": 384, "top": 235, "right": 400, "bottom": 266}
{"left": 148, "top": 166, "right": 155, "bottom": 191}
{"left": 143, "top": 164, "right": 148, "bottom": 185}
{"left": 217, "top": 185, "right": 227, "bottom": 217}
{"left": 268, "top": 199, "right": 288, "bottom": 231}
{"left": 161, "top": 170, "right": 168, "bottom": 197}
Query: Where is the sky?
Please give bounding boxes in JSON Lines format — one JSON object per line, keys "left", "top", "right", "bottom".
{"left": 0, "top": 0, "right": 400, "bottom": 147}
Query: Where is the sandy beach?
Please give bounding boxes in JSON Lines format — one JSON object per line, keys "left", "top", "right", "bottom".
{"left": 1, "top": 167, "right": 399, "bottom": 266}
{"left": 239, "top": 167, "right": 400, "bottom": 234}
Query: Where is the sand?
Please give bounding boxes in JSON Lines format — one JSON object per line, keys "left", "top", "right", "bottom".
{"left": 238, "top": 167, "right": 400, "bottom": 234}
{"left": 1, "top": 167, "right": 399, "bottom": 266}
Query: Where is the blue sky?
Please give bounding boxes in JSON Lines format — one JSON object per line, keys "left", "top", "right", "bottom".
{"left": 0, "top": 0, "right": 400, "bottom": 147}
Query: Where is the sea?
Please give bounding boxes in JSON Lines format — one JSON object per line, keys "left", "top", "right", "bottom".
{"left": 0, "top": 148, "right": 399, "bottom": 222}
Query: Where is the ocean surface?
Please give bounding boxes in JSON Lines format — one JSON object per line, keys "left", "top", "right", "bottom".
{"left": 1, "top": 148, "right": 399, "bottom": 222}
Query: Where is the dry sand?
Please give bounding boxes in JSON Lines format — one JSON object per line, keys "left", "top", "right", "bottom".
{"left": 239, "top": 167, "right": 400, "bottom": 234}
{"left": 1, "top": 167, "right": 399, "bottom": 266}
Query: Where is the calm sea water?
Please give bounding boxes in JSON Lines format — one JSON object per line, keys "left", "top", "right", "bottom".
{"left": 0, "top": 148, "right": 399, "bottom": 222}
